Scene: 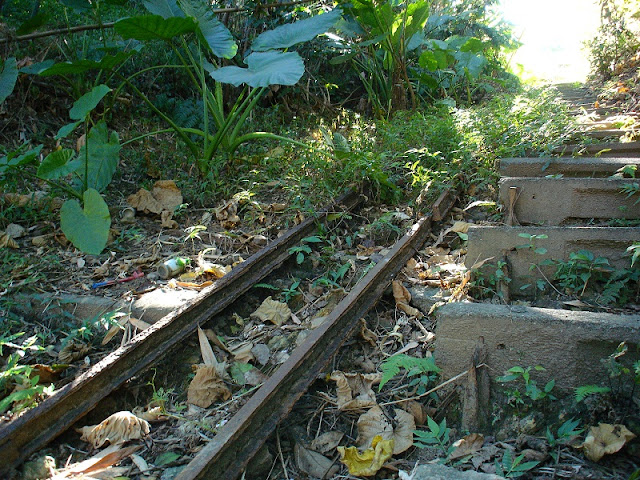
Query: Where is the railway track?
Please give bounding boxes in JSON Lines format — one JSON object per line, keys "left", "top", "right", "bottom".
{"left": 1, "top": 188, "right": 455, "bottom": 478}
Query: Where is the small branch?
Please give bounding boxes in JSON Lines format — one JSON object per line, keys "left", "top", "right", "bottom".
{"left": 380, "top": 364, "right": 487, "bottom": 406}
{"left": 1, "top": 0, "right": 318, "bottom": 44}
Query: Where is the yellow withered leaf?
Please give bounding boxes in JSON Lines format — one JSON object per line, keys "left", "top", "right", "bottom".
{"left": 337, "top": 435, "right": 394, "bottom": 476}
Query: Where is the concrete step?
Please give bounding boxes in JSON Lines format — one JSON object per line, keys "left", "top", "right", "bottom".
{"left": 583, "top": 129, "right": 629, "bottom": 139}
{"left": 499, "top": 157, "right": 640, "bottom": 178}
{"left": 434, "top": 302, "right": 640, "bottom": 390}
{"left": 499, "top": 176, "right": 640, "bottom": 225}
{"left": 465, "top": 225, "right": 639, "bottom": 294}
{"left": 554, "top": 141, "right": 640, "bottom": 157}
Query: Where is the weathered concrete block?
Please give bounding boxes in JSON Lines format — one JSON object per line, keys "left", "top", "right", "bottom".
{"left": 499, "top": 157, "right": 640, "bottom": 178}
{"left": 499, "top": 177, "right": 640, "bottom": 225}
{"left": 434, "top": 302, "right": 640, "bottom": 390}
{"left": 554, "top": 141, "right": 640, "bottom": 157}
{"left": 465, "top": 225, "right": 639, "bottom": 295}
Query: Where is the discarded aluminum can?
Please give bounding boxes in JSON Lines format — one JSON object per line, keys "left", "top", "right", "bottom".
{"left": 157, "top": 257, "right": 190, "bottom": 279}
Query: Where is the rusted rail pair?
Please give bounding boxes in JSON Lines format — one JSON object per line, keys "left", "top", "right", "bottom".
{"left": 0, "top": 188, "right": 454, "bottom": 479}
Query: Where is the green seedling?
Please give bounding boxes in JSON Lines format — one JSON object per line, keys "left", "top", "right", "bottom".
{"left": 494, "top": 449, "right": 539, "bottom": 478}
{"left": 516, "top": 232, "right": 548, "bottom": 255}
{"left": 545, "top": 418, "right": 583, "bottom": 462}
{"left": 497, "top": 365, "right": 556, "bottom": 407}
{"left": 414, "top": 416, "right": 453, "bottom": 455}
{"left": 288, "top": 236, "right": 323, "bottom": 264}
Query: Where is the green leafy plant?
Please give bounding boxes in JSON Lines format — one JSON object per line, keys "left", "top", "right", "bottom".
{"left": 378, "top": 354, "right": 440, "bottom": 392}
{"left": 545, "top": 250, "right": 613, "bottom": 297}
{"left": 497, "top": 365, "right": 556, "bottom": 407}
{"left": 494, "top": 449, "right": 539, "bottom": 478}
{"left": 255, "top": 278, "right": 301, "bottom": 303}
{"left": 288, "top": 235, "right": 323, "bottom": 264}
{"left": 574, "top": 384, "right": 612, "bottom": 403}
{"left": 414, "top": 416, "right": 452, "bottom": 454}
{"left": 38, "top": 0, "right": 342, "bottom": 173}
{"left": 515, "top": 233, "right": 548, "bottom": 255}
{"left": 545, "top": 418, "right": 583, "bottom": 462}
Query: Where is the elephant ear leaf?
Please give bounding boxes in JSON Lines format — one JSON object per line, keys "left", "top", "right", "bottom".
{"left": 115, "top": 15, "right": 197, "bottom": 41}
{"left": 178, "top": 0, "right": 237, "bottom": 59}
{"left": 143, "top": 0, "right": 184, "bottom": 17}
{"left": 0, "top": 57, "right": 18, "bottom": 105}
{"left": 210, "top": 51, "right": 304, "bottom": 87}
{"left": 251, "top": 8, "right": 342, "bottom": 52}
{"left": 76, "top": 121, "right": 121, "bottom": 193}
{"left": 70, "top": 84, "right": 111, "bottom": 120}
{"left": 60, "top": 188, "right": 111, "bottom": 255}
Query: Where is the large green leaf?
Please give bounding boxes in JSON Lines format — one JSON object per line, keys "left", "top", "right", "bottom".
{"left": 16, "top": 13, "right": 49, "bottom": 35}
{"left": 115, "top": 15, "right": 197, "bottom": 41}
{"left": 210, "top": 51, "right": 304, "bottom": 87}
{"left": 144, "top": 0, "right": 183, "bottom": 18}
{"left": 0, "top": 145, "right": 42, "bottom": 177}
{"left": 251, "top": 8, "right": 342, "bottom": 52}
{"left": 178, "top": 0, "right": 237, "bottom": 59}
{"left": 70, "top": 84, "right": 111, "bottom": 120}
{"left": 40, "top": 52, "right": 135, "bottom": 77}
{"left": 37, "top": 149, "right": 81, "bottom": 180}
{"left": 76, "top": 121, "right": 121, "bottom": 193}
{"left": 55, "top": 121, "right": 83, "bottom": 140}
{"left": 19, "top": 60, "right": 55, "bottom": 75}
{"left": 0, "top": 57, "right": 18, "bottom": 105}
{"left": 60, "top": 189, "right": 111, "bottom": 255}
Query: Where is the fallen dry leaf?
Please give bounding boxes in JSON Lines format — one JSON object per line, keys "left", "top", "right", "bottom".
{"left": 160, "top": 210, "right": 178, "bottom": 229}
{"left": 360, "top": 319, "right": 377, "bottom": 347}
{"left": 330, "top": 371, "right": 381, "bottom": 410}
{"left": 79, "top": 412, "right": 150, "bottom": 449}
{"left": 582, "top": 423, "right": 636, "bottom": 462}
{"left": 311, "top": 431, "right": 344, "bottom": 454}
{"left": 294, "top": 443, "right": 338, "bottom": 479}
{"left": 251, "top": 296, "right": 291, "bottom": 326}
{"left": 127, "top": 188, "right": 163, "bottom": 214}
{"left": 187, "top": 364, "right": 231, "bottom": 408}
{"left": 338, "top": 435, "right": 394, "bottom": 477}
{"left": 0, "top": 232, "right": 18, "bottom": 249}
{"left": 54, "top": 444, "right": 141, "bottom": 479}
{"left": 58, "top": 339, "right": 91, "bottom": 363}
{"left": 401, "top": 400, "right": 427, "bottom": 425}
{"left": 448, "top": 433, "right": 485, "bottom": 461}
{"left": 228, "top": 341, "right": 255, "bottom": 363}
{"left": 357, "top": 405, "right": 415, "bottom": 454}
{"left": 152, "top": 180, "right": 182, "bottom": 212}
{"left": 197, "top": 327, "right": 226, "bottom": 376}
{"left": 392, "top": 280, "right": 423, "bottom": 318}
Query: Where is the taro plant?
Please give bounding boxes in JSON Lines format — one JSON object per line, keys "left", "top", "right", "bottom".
{"left": 1, "top": 60, "right": 118, "bottom": 254}
{"left": 37, "top": 0, "right": 342, "bottom": 173}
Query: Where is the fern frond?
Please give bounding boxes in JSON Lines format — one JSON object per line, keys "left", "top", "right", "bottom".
{"left": 575, "top": 385, "right": 611, "bottom": 403}
{"left": 379, "top": 354, "right": 440, "bottom": 391}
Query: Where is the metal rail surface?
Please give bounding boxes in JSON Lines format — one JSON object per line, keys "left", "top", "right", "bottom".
{"left": 0, "top": 191, "right": 363, "bottom": 472}
{"left": 177, "top": 214, "right": 434, "bottom": 480}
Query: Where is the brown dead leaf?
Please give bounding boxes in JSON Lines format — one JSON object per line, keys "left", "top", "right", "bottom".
{"left": 360, "top": 319, "right": 377, "bottom": 347}
{"left": 330, "top": 371, "right": 381, "bottom": 410}
{"left": 228, "top": 341, "right": 255, "bottom": 363}
{"left": 392, "top": 280, "right": 423, "bottom": 318}
{"left": 294, "top": 443, "right": 338, "bottom": 479}
{"left": 101, "top": 314, "right": 129, "bottom": 345}
{"left": 0, "top": 232, "right": 18, "bottom": 249}
{"left": 582, "top": 424, "right": 636, "bottom": 462}
{"left": 401, "top": 400, "right": 427, "bottom": 425}
{"left": 127, "top": 188, "right": 163, "bottom": 214}
{"left": 269, "top": 203, "right": 287, "bottom": 213}
{"left": 152, "top": 180, "right": 182, "bottom": 212}
{"left": 58, "top": 339, "right": 91, "bottom": 363}
{"left": 251, "top": 296, "right": 291, "bottom": 326}
{"left": 215, "top": 199, "right": 238, "bottom": 221}
{"left": 54, "top": 444, "right": 141, "bottom": 478}
{"left": 187, "top": 364, "right": 231, "bottom": 407}
{"left": 31, "top": 364, "right": 67, "bottom": 384}
{"left": 79, "top": 411, "right": 150, "bottom": 449}
{"left": 357, "top": 405, "right": 415, "bottom": 455}
{"left": 448, "top": 433, "right": 485, "bottom": 461}
{"left": 129, "top": 317, "right": 151, "bottom": 331}
{"left": 197, "top": 327, "right": 226, "bottom": 375}
{"left": 160, "top": 210, "right": 178, "bottom": 229}
{"left": 311, "top": 431, "right": 345, "bottom": 454}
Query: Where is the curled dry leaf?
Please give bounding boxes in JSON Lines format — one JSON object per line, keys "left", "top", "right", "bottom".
{"left": 582, "top": 423, "right": 636, "bottom": 462}
{"left": 228, "top": 341, "right": 255, "bottom": 363}
{"left": 392, "top": 280, "right": 423, "bottom": 318}
{"left": 251, "top": 296, "right": 291, "bottom": 326}
{"left": 58, "top": 339, "right": 91, "bottom": 364}
{"left": 337, "top": 435, "right": 394, "bottom": 477}
{"left": 215, "top": 199, "right": 237, "bottom": 221}
{"left": 401, "top": 400, "right": 427, "bottom": 425}
{"left": 160, "top": 210, "right": 178, "bottom": 229}
{"left": 152, "top": 180, "right": 182, "bottom": 212}
{"left": 197, "top": 327, "right": 226, "bottom": 377}
{"left": 79, "top": 411, "right": 150, "bottom": 449}
{"left": 330, "top": 371, "right": 381, "bottom": 410}
{"left": 133, "top": 406, "right": 166, "bottom": 422}
{"left": 127, "top": 188, "right": 163, "bottom": 215}
{"left": 448, "top": 433, "right": 485, "bottom": 461}
{"left": 357, "top": 405, "right": 415, "bottom": 455}
{"left": 187, "top": 364, "right": 231, "bottom": 408}
{"left": 0, "top": 232, "right": 18, "bottom": 249}
{"left": 359, "top": 319, "right": 377, "bottom": 347}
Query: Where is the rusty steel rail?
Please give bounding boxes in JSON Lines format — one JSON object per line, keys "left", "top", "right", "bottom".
{"left": 0, "top": 191, "right": 363, "bottom": 472}
{"left": 176, "top": 214, "right": 434, "bottom": 480}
